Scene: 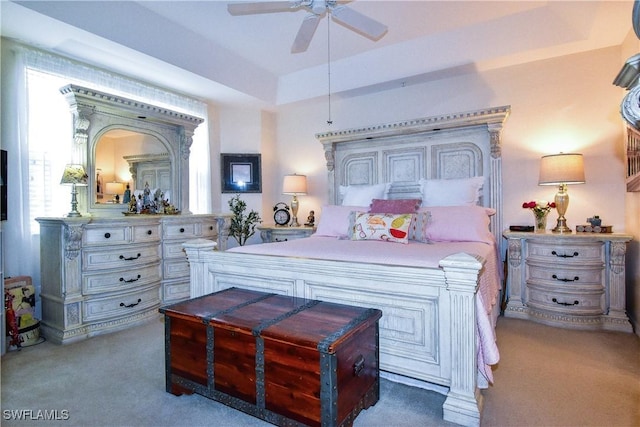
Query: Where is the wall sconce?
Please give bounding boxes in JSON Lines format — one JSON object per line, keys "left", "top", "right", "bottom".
{"left": 105, "top": 182, "right": 125, "bottom": 204}
{"left": 282, "top": 174, "right": 307, "bottom": 227}
{"left": 60, "top": 164, "right": 88, "bottom": 217}
{"left": 538, "top": 153, "right": 585, "bottom": 233}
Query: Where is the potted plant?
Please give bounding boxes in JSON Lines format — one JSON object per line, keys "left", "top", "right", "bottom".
{"left": 228, "top": 194, "right": 262, "bottom": 246}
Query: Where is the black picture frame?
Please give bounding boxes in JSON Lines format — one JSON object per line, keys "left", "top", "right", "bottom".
{"left": 221, "top": 153, "right": 262, "bottom": 193}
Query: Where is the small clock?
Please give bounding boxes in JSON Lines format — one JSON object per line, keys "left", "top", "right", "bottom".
{"left": 273, "top": 202, "right": 291, "bottom": 226}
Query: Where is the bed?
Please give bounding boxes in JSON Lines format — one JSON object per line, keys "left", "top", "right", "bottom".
{"left": 183, "top": 106, "right": 510, "bottom": 426}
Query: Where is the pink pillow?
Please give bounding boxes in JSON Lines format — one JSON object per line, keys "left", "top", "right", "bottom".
{"left": 424, "top": 205, "right": 495, "bottom": 243}
{"left": 369, "top": 198, "right": 421, "bottom": 214}
{"left": 315, "top": 205, "right": 368, "bottom": 238}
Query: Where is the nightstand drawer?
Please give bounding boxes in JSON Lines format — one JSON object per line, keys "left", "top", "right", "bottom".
{"left": 528, "top": 286, "right": 604, "bottom": 315}
{"left": 527, "top": 264, "right": 602, "bottom": 285}
{"left": 528, "top": 241, "right": 603, "bottom": 263}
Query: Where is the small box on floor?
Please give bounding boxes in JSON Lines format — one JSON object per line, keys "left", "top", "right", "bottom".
{"left": 5, "top": 276, "right": 43, "bottom": 349}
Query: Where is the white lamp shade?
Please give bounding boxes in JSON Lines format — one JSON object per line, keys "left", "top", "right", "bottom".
{"left": 105, "top": 182, "right": 125, "bottom": 195}
{"left": 60, "top": 164, "right": 88, "bottom": 186}
{"left": 282, "top": 174, "right": 307, "bottom": 195}
{"left": 539, "top": 153, "right": 585, "bottom": 185}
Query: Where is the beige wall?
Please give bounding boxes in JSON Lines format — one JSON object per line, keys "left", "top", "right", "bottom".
{"left": 269, "top": 46, "right": 628, "bottom": 231}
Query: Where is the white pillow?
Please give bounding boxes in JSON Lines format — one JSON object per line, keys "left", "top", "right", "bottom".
{"left": 315, "top": 205, "right": 368, "bottom": 238}
{"left": 423, "top": 205, "right": 495, "bottom": 243}
{"left": 419, "top": 176, "right": 484, "bottom": 207}
{"left": 340, "top": 183, "right": 391, "bottom": 206}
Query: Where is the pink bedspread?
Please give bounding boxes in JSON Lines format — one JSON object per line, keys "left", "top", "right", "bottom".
{"left": 229, "top": 235, "right": 501, "bottom": 387}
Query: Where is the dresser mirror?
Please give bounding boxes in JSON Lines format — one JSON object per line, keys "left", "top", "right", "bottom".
{"left": 61, "top": 84, "right": 204, "bottom": 216}
{"left": 94, "top": 129, "right": 170, "bottom": 206}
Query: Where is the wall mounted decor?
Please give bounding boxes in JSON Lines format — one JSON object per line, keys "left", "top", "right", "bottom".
{"left": 221, "top": 153, "right": 262, "bottom": 193}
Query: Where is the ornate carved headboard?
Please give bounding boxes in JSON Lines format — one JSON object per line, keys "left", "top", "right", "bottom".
{"left": 316, "top": 106, "right": 511, "bottom": 244}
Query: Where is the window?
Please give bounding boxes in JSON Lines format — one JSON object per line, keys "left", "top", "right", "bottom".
{"left": 26, "top": 69, "right": 74, "bottom": 228}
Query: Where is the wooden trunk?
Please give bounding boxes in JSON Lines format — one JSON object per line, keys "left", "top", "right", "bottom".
{"left": 159, "top": 287, "right": 382, "bottom": 427}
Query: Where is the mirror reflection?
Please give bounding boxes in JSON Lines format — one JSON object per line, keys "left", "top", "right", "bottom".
{"left": 94, "top": 129, "right": 169, "bottom": 205}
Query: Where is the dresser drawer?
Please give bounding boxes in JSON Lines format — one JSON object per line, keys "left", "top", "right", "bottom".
{"left": 82, "top": 263, "right": 161, "bottom": 294}
{"left": 527, "top": 264, "right": 602, "bottom": 286}
{"left": 84, "top": 225, "right": 128, "bottom": 246}
{"left": 200, "top": 220, "right": 218, "bottom": 238}
{"left": 163, "top": 240, "right": 187, "bottom": 260}
{"left": 83, "top": 223, "right": 161, "bottom": 246}
{"left": 527, "top": 286, "right": 604, "bottom": 315}
{"left": 83, "top": 285, "right": 160, "bottom": 322}
{"left": 162, "top": 280, "right": 190, "bottom": 303}
{"left": 83, "top": 244, "right": 161, "bottom": 271}
{"left": 163, "top": 258, "right": 189, "bottom": 280}
{"left": 527, "top": 241, "right": 603, "bottom": 263}
{"left": 132, "top": 223, "right": 161, "bottom": 243}
{"left": 163, "top": 222, "right": 199, "bottom": 239}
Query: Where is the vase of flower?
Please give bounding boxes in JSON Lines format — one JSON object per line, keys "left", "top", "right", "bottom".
{"left": 523, "top": 200, "right": 555, "bottom": 233}
{"left": 534, "top": 211, "right": 548, "bottom": 233}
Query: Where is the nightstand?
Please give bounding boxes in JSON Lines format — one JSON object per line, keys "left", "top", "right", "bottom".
{"left": 503, "top": 231, "right": 632, "bottom": 332}
{"left": 258, "top": 225, "right": 315, "bottom": 243}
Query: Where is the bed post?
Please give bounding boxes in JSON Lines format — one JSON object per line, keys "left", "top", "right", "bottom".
{"left": 183, "top": 239, "right": 217, "bottom": 298}
{"left": 439, "top": 252, "right": 484, "bottom": 427}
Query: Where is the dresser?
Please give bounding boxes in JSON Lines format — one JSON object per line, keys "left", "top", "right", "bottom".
{"left": 257, "top": 224, "right": 315, "bottom": 243}
{"left": 36, "top": 214, "right": 228, "bottom": 344}
{"left": 503, "top": 231, "right": 633, "bottom": 332}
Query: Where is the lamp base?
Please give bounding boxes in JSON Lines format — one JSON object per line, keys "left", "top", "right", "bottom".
{"left": 290, "top": 195, "right": 300, "bottom": 227}
{"left": 551, "top": 218, "right": 572, "bottom": 233}
{"left": 67, "top": 183, "right": 83, "bottom": 217}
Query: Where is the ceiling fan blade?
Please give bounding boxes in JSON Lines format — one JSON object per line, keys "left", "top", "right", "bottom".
{"left": 227, "top": 1, "right": 298, "bottom": 15}
{"left": 291, "top": 14, "right": 321, "bottom": 53}
{"left": 330, "top": 5, "right": 387, "bottom": 40}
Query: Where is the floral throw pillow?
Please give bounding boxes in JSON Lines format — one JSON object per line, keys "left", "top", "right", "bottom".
{"left": 352, "top": 212, "right": 414, "bottom": 244}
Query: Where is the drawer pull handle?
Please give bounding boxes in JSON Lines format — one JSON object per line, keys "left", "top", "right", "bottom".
{"left": 119, "top": 253, "right": 141, "bottom": 261}
{"left": 551, "top": 250, "right": 579, "bottom": 258}
{"left": 119, "top": 274, "right": 141, "bottom": 283}
{"left": 180, "top": 228, "right": 185, "bottom": 233}
{"left": 353, "top": 354, "right": 365, "bottom": 377}
{"left": 275, "top": 238, "right": 288, "bottom": 242}
{"left": 147, "top": 230, "right": 152, "bottom": 235}
{"left": 552, "top": 274, "right": 579, "bottom": 282}
{"left": 552, "top": 298, "right": 579, "bottom": 306}
{"left": 104, "top": 232, "right": 111, "bottom": 239}
{"left": 209, "top": 226, "right": 214, "bottom": 231}
{"left": 120, "top": 298, "right": 142, "bottom": 308}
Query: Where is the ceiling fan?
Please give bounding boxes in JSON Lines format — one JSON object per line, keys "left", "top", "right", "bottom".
{"left": 227, "top": 1, "right": 388, "bottom": 53}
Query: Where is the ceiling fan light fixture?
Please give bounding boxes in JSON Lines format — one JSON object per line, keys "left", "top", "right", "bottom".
{"left": 228, "top": 0, "right": 387, "bottom": 53}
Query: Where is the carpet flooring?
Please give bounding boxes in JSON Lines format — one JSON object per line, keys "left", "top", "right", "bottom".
{"left": 1, "top": 315, "right": 638, "bottom": 427}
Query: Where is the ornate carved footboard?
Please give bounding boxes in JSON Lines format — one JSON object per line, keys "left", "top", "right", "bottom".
{"left": 183, "top": 239, "right": 487, "bottom": 426}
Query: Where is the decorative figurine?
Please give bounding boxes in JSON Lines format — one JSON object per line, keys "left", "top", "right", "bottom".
{"left": 128, "top": 193, "right": 138, "bottom": 213}
{"left": 304, "top": 210, "right": 315, "bottom": 227}
{"left": 143, "top": 182, "right": 151, "bottom": 207}
{"left": 123, "top": 183, "right": 131, "bottom": 203}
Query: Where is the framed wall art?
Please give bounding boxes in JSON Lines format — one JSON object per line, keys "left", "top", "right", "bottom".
{"left": 221, "top": 153, "right": 262, "bottom": 193}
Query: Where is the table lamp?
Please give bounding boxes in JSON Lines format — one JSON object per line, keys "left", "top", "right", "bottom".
{"left": 60, "top": 164, "right": 88, "bottom": 217}
{"left": 282, "top": 174, "right": 307, "bottom": 227}
{"left": 538, "top": 153, "right": 585, "bottom": 233}
{"left": 105, "top": 182, "right": 125, "bottom": 203}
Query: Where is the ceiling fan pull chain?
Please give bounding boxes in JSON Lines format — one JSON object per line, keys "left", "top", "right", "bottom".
{"left": 327, "top": 9, "right": 333, "bottom": 125}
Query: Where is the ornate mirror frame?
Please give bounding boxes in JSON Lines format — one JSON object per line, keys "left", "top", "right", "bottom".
{"left": 60, "top": 84, "right": 204, "bottom": 216}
